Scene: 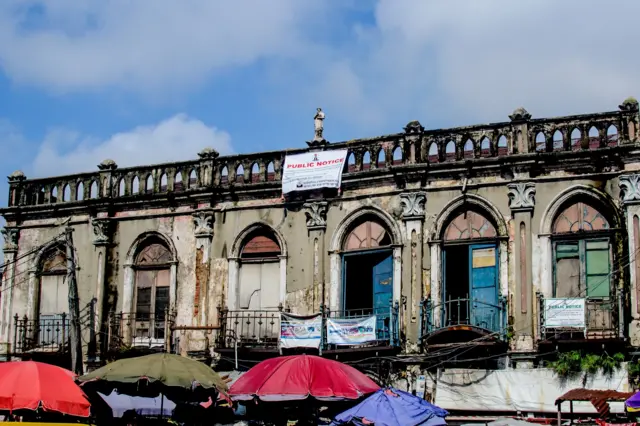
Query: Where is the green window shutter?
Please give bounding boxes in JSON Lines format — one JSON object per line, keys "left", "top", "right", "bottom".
{"left": 585, "top": 239, "right": 611, "bottom": 298}
{"left": 555, "top": 242, "right": 580, "bottom": 297}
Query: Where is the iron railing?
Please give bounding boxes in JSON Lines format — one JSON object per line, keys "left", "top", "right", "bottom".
{"left": 107, "top": 311, "right": 174, "bottom": 351}
{"left": 537, "top": 293, "right": 622, "bottom": 340}
{"left": 216, "top": 300, "right": 401, "bottom": 351}
{"left": 13, "top": 313, "right": 70, "bottom": 354}
{"left": 418, "top": 296, "right": 508, "bottom": 344}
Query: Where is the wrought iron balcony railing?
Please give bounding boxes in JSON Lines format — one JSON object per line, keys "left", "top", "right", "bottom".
{"left": 216, "top": 301, "right": 401, "bottom": 351}
{"left": 537, "top": 293, "right": 622, "bottom": 341}
{"left": 418, "top": 297, "right": 508, "bottom": 345}
{"left": 13, "top": 313, "right": 70, "bottom": 354}
{"left": 107, "top": 311, "right": 175, "bottom": 352}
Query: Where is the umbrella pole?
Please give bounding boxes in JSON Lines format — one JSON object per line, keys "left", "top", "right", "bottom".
{"left": 160, "top": 393, "right": 164, "bottom": 420}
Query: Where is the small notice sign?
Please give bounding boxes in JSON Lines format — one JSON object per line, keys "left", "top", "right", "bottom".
{"left": 544, "top": 298, "right": 585, "bottom": 328}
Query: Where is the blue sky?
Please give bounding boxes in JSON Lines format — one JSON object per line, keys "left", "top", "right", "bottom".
{"left": 0, "top": 0, "right": 639, "bottom": 211}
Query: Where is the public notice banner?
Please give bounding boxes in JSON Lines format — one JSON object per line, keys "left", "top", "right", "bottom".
{"left": 544, "top": 298, "right": 586, "bottom": 328}
{"left": 326, "top": 316, "right": 377, "bottom": 346}
{"left": 279, "top": 313, "right": 322, "bottom": 349}
{"left": 281, "top": 149, "right": 348, "bottom": 194}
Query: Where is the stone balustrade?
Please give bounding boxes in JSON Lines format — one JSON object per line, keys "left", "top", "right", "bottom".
{"left": 6, "top": 98, "right": 639, "bottom": 208}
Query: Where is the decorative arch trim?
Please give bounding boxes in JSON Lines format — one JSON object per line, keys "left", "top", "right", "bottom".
{"left": 230, "top": 222, "right": 288, "bottom": 258}
{"left": 329, "top": 205, "right": 403, "bottom": 252}
{"left": 540, "top": 184, "right": 621, "bottom": 234}
{"left": 125, "top": 231, "right": 177, "bottom": 266}
{"left": 431, "top": 194, "right": 507, "bottom": 240}
{"left": 31, "top": 239, "right": 71, "bottom": 272}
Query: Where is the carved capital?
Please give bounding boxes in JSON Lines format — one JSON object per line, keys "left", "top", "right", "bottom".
{"left": 400, "top": 192, "right": 427, "bottom": 219}
{"left": 193, "top": 210, "right": 214, "bottom": 238}
{"left": 91, "top": 218, "right": 110, "bottom": 245}
{"left": 509, "top": 107, "right": 532, "bottom": 122}
{"left": 507, "top": 182, "right": 536, "bottom": 212}
{"left": 1, "top": 227, "right": 19, "bottom": 252}
{"left": 303, "top": 202, "right": 328, "bottom": 230}
{"left": 97, "top": 159, "right": 117, "bottom": 171}
{"left": 619, "top": 174, "right": 640, "bottom": 204}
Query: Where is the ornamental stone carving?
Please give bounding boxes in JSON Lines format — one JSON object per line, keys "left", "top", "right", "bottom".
{"left": 91, "top": 218, "right": 110, "bottom": 245}
{"left": 303, "top": 202, "right": 328, "bottom": 230}
{"left": 619, "top": 174, "right": 640, "bottom": 204}
{"left": 507, "top": 182, "right": 536, "bottom": 211}
{"left": 1, "top": 227, "right": 19, "bottom": 252}
{"left": 193, "top": 210, "right": 214, "bottom": 237}
{"left": 400, "top": 192, "right": 427, "bottom": 219}
{"left": 509, "top": 107, "right": 532, "bottom": 122}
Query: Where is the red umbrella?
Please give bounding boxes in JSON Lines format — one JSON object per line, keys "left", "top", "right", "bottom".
{"left": 0, "top": 361, "right": 90, "bottom": 417}
{"left": 229, "top": 354, "right": 380, "bottom": 402}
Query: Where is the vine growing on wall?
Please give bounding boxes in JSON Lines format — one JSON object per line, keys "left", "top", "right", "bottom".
{"left": 547, "top": 351, "right": 624, "bottom": 386}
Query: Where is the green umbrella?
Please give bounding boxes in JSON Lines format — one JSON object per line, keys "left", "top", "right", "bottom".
{"left": 79, "top": 353, "right": 228, "bottom": 396}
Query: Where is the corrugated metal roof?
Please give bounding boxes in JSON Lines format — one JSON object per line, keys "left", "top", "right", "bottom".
{"left": 555, "top": 389, "right": 634, "bottom": 418}
{"left": 555, "top": 389, "right": 633, "bottom": 404}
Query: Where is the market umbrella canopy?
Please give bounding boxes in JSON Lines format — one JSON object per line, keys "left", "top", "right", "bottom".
{"left": 331, "top": 388, "right": 448, "bottom": 426}
{"left": 229, "top": 354, "right": 380, "bottom": 401}
{"left": 626, "top": 391, "right": 640, "bottom": 412}
{"left": 0, "top": 361, "right": 90, "bottom": 417}
{"left": 79, "top": 353, "right": 228, "bottom": 396}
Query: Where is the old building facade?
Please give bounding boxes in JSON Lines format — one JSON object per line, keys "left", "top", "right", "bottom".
{"left": 1, "top": 98, "right": 640, "bottom": 382}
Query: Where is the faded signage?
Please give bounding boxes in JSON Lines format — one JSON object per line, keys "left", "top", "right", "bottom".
{"left": 282, "top": 150, "right": 348, "bottom": 194}
{"left": 279, "top": 313, "right": 322, "bottom": 349}
{"left": 326, "top": 316, "right": 377, "bottom": 345}
{"left": 544, "top": 298, "right": 585, "bottom": 328}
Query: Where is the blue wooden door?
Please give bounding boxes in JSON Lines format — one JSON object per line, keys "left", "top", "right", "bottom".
{"left": 373, "top": 253, "right": 393, "bottom": 340}
{"left": 469, "top": 244, "right": 498, "bottom": 332}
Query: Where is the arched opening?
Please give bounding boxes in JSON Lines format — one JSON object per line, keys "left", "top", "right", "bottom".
{"left": 428, "top": 143, "right": 439, "bottom": 163}
{"left": 377, "top": 149, "right": 386, "bottom": 168}
{"left": 236, "top": 165, "right": 245, "bottom": 184}
{"left": 118, "top": 178, "right": 125, "bottom": 196}
{"left": 535, "top": 132, "right": 546, "bottom": 152}
{"left": 146, "top": 175, "right": 154, "bottom": 193}
{"left": 133, "top": 239, "right": 172, "bottom": 347}
{"left": 341, "top": 217, "right": 394, "bottom": 336}
{"left": 220, "top": 166, "right": 229, "bottom": 184}
{"left": 441, "top": 209, "right": 500, "bottom": 333}
{"left": 553, "top": 130, "right": 563, "bottom": 151}
{"left": 189, "top": 169, "right": 197, "bottom": 188}
{"left": 445, "top": 141, "right": 456, "bottom": 161}
{"left": 76, "top": 182, "right": 84, "bottom": 201}
{"left": 90, "top": 181, "right": 98, "bottom": 198}
{"left": 174, "top": 171, "right": 183, "bottom": 191}
{"left": 38, "top": 243, "right": 70, "bottom": 347}
{"left": 480, "top": 138, "right": 491, "bottom": 157}
{"left": 346, "top": 152, "right": 356, "bottom": 173}
{"left": 392, "top": 146, "right": 403, "bottom": 165}
{"left": 238, "top": 229, "right": 282, "bottom": 311}
{"left": 62, "top": 184, "right": 71, "bottom": 202}
{"left": 571, "top": 128, "right": 581, "bottom": 151}
{"left": 132, "top": 176, "right": 140, "bottom": 194}
{"left": 463, "top": 139, "right": 474, "bottom": 159}
{"left": 363, "top": 151, "right": 371, "bottom": 171}
{"left": 497, "top": 136, "right": 507, "bottom": 156}
{"left": 588, "top": 126, "right": 600, "bottom": 149}
{"left": 266, "top": 162, "right": 275, "bottom": 182}
{"left": 607, "top": 125, "right": 618, "bottom": 147}
{"left": 251, "top": 163, "right": 260, "bottom": 183}
{"left": 551, "top": 200, "right": 614, "bottom": 333}
{"left": 160, "top": 173, "right": 168, "bottom": 191}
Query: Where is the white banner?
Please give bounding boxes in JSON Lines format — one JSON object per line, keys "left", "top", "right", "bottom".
{"left": 326, "top": 316, "right": 377, "bottom": 346}
{"left": 544, "top": 298, "right": 585, "bottom": 328}
{"left": 282, "top": 149, "right": 348, "bottom": 194}
{"left": 279, "top": 313, "right": 322, "bottom": 349}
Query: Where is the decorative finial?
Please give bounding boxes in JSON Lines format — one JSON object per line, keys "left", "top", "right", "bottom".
{"left": 97, "top": 159, "right": 118, "bottom": 171}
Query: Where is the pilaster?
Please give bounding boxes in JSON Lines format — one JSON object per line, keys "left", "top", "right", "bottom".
{"left": 507, "top": 182, "right": 535, "bottom": 352}
{"left": 619, "top": 174, "right": 640, "bottom": 346}
{"left": 0, "top": 227, "right": 19, "bottom": 355}
{"left": 192, "top": 209, "right": 214, "bottom": 325}
{"left": 400, "top": 192, "right": 426, "bottom": 349}
{"left": 304, "top": 201, "right": 328, "bottom": 308}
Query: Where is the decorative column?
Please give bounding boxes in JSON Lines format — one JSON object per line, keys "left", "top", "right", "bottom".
{"left": 192, "top": 209, "right": 214, "bottom": 325}
{"left": 97, "top": 159, "right": 117, "bottom": 198}
{"left": 509, "top": 107, "right": 532, "bottom": 154}
{"left": 400, "top": 192, "right": 426, "bottom": 348}
{"left": 304, "top": 202, "right": 328, "bottom": 310}
{"left": 507, "top": 182, "right": 536, "bottom": 352}
{"left": 0, "top": 227, "right": 19, "bottom": 354}
{"left": 619, "top": 174, "right": 640, "bottom": 346}
{"left": 403, "top": 121, "right": 424, "bottom": 163}
{"left": 91, "top": 218, "right": 110, "bottom": 337}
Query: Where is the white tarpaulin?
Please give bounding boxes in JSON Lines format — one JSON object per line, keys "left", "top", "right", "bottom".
{"left": 279, "top": 313, "right": 322, "bottom": 349}
{"left": 433, "top": 367, "right": 629, "bottom": 414}
{"left": 326, "top": 316, "right": 377, "bottom": 345}
{"left": 282, "top": 150, "right": 348, "bottom": 194}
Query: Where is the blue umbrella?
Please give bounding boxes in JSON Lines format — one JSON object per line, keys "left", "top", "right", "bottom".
{"left": 331, "top": 387, "right": 448, "bottom": 426}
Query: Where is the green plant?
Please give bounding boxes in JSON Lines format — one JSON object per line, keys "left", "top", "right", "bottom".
{"left": 548, "top": 351, "right": 625, "bottom": 380}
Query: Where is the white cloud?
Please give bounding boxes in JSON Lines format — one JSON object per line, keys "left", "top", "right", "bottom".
{"left": 31, "top": 114, "right": 233, "bottom": 177}
{"left": 0, "top": 0, "right": 327, "bottom": 94}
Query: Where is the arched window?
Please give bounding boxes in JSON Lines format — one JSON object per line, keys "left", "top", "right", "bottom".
{"left": 552, "top": 201, "right": 611, "bottom": 299}
{"left": 133, "top": 241, "right": 172, "bottom": 342}
{"left": 441, "top": 208, "right": 500, "bottom": 332}
{"left": 344, "top": 220, "right": 392, "bottom": 250}
{"left": 238, "top": 229, "right": 281, "bottom": 310}
{"left": 38, "top": 243, "right": 69, "bottom": 346}
{"left": 444, "top": 210, "right": 497, "bottom": 241}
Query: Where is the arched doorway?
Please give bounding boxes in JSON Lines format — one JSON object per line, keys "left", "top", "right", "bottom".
{"left": 441, "top": 209, "right": 500, "bottom": 331}
{"left": 38, "top": 243, "right": 69, "bottom": 347}
{"left": 551, "top": 200, "right": 614, "bottom": 332}
{"left": 237, "top": 229, "right": 282, "bottom": 311}
{"left": 133, "top": 239, "right": 172, "bottom": 347}
{"left": 342, "top": 218, "right": 394, "bottom": 333}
